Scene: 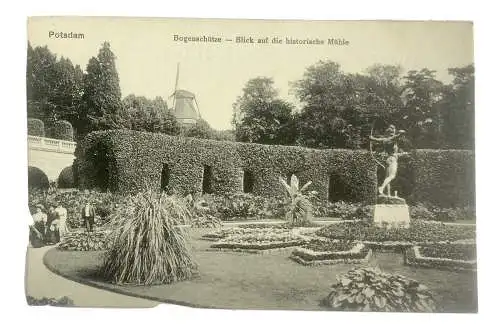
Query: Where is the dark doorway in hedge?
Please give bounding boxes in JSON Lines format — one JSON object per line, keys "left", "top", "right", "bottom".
{"left": 243, "top": 170, "right": 254, "bottom": 193}
{"left": 161, "top": 164, "right": 171, "bottom": 191}
{"left": 328, "top": 173, "right": 352, "bottom": 202}
{"left": 202, "top": 165, "right": 213, "bottom": 194}
{"left": 28, "top": 166, "right": 49, "bottom": 190}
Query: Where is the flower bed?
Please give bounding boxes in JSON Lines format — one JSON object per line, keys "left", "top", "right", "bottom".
{"left": 316, "top": 220, "right": 476, "bottom": 244}
{"left": 405, "top": 243, "right": 477, "bottom": 272}
{"left": 290, "top": 239, "right": 372, "bottom": 266}
{"left": 58, "top": 229, "right": 111, "bottom": 251}
{"left": 207, "top": 226, "right": 307, "bottom": 252}
{"left": 419, "top": 243, "right": 476, "bottom": 261}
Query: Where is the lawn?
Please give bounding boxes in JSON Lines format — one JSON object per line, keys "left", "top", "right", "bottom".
{"left": 44, "top": 228, "right": 477, "bottom": 312}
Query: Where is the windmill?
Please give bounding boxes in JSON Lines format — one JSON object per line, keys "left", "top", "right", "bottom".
{"left": 169, "top": 63, "right": 201, "bottom": 125}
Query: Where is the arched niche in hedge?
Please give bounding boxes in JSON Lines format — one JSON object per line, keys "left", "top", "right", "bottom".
{"left": 243, "top": 170, "right": 254, "bottom": 193}
{"left": 328, "top": 172, "right": 354, "bottom": 203}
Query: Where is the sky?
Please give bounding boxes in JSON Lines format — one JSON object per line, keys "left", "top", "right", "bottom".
{"left": 27, "top": 17, "right": 474, "bottom": 130}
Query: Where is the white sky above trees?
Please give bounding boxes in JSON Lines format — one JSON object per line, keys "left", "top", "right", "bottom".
{"left": 28, "top": 17, "right": 473, "bottom": 130}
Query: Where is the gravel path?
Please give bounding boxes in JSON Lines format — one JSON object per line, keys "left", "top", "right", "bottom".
{"left": 25, "top": 245, "right": 159, "bottom": 308}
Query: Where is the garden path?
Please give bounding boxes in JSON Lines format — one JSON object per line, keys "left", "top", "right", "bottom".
{"left": 25, "top": 245, "right": 159, "bottom": 308}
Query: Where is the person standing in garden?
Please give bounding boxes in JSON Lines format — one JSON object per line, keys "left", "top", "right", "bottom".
{"left": 55, "top": 203, "right": 69, "bottom": 238}
{"left": 29, "top": 204, "right": 47, "bottom": 247}
{"left": 45, "top": 203, "right": 60, "bottom": 244}
{"left": 81, "top": 201, "right": 96, "bottom": 233}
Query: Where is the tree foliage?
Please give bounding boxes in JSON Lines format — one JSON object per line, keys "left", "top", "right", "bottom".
{"left": 27, "top": 43, "right": 84, "bottom": 136}
{"left": 287, "top": 60, "right": 473, "bottom": 149}
{"left": 121, "top": 94, "right": 181, "bottom": 135}
{"left": 232, "top": 77, "right": 297, "bottom": 145}
{"left": 79, "top": 42, "right": 123, "bottom": 136}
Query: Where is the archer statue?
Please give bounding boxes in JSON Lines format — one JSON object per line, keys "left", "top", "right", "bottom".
{"left": 369, "top": 124, "right": 409, "bottom": 197}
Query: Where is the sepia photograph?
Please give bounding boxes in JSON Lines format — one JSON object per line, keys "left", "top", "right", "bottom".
{"left": 25, "top": 16, "right": 475, "bottom": 313}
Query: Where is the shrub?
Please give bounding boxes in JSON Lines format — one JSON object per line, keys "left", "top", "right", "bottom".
{"left": 323, "top": 267, "right": 437, "bottom": 312}
{"left": 184, "top": 194, "right": 222, "bottom": 228}
{"left": 410, "top": 203, "right": 436, "bottom": 220}
{"left": 349, "top": 205, "right": 374, "bottom": 221}
{"left": 52, "top": 120, "right": 74, "bottom": 141}
{"left": 27, "top": 118, "right": 45, "bottom": 137}
{"left": 187, "top": 192, "right": 286, "bottom": 221}
{"left": 28, "top": 166, "right": 49, "bottom": 189}
{"left": 57, "top": 166, "right": 75, "bottom": 188}
{"left": 58, "top": 230, "right": 110, "bottom": 251}
{"left": 100, "top": 190, "right": 197, "bottom": 285}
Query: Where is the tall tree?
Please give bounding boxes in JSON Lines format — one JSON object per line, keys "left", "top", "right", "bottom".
{"left": 292, "top": 61, "right": 366, "bottom": 148}
{"left": 122, "top": 94, "right": 181, "bottom": 135}
{"left": 232, "top": 77, "right": 297, "bottom": 145}
{"left": 79, "top": 42, "right": 123, "bottom": 137}
{"left": 27, "top": 43, "right": 59, "bottom": 125}
{"left": 399, "top": 68, "right": 445, "bottom": 148}
{"left": 27, "top": 43, "right": 84, "bottom": 135}
{"left": 440, "top": 64, "right": 474, "bottom": 149}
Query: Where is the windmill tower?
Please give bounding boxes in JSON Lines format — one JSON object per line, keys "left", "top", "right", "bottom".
{"left": 170, "top": 63, "right": 201, "bottom": 125}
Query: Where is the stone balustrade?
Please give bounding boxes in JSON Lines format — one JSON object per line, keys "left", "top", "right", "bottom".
{"left": 28, "top": 135, "right": 76, "bottom": 154}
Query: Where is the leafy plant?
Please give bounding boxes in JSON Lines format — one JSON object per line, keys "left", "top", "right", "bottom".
{"left": 410, "top": 203, "right": 436, "bottom": 220}
{"left": 100, "top": 190, "right": 197, "bottom": 285}
{"left": 184, "top": 195, "right": 222, "bottom": 228}
{"left": 323, "top": 267, "right": 437, "bottom": 312}
{"left": 58, "top": 229, "right": 110, "bottom": 251}
{"left": 278, "top": 174, "right": 313, "bottom": 226}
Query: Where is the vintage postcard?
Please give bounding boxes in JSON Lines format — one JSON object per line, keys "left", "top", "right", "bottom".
{"left": 26, "top": 17, "right": 475, "bottom": 312}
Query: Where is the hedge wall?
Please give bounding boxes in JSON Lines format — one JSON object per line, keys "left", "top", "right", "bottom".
{"left": 27, "top": 118, "right": 45, "bottom": 137}
{"left": 75, "top": 130, "right": 474, "bottom": 207}
{"left": 52, "top": 120, "right": 74, "bottom": 141}
{"left": 57, "top": 166, "right": 75, "bottom": 188}
{"left": 76, "top": 130, "right": 378, "bottom": 203}
{"left": 408, "top": 150, "right": 475, "bottom": 207}
{"left": 28, "top": 166, "right": 49, "bottom": 189}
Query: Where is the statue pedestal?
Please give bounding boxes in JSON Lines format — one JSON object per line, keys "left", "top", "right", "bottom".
{"left": 373, "top": 196, "right": 410, "bottom": 229}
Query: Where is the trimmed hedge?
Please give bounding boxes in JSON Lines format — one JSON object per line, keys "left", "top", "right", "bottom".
{"left": 407, "top": 150, "right": 475, "bottom": 207}
{"left": 27, "top": 118, "right": 45, "bottom": 137}
{"left": 76, "top": 130, "right": 378, "bottom": 202}
{"left": 28, "top": 166, "right": 49, "bottom": 189}
{"left": 57, "top": 166, "right": 75, "bottom": 188}
{"left": 75, "top": 130, "right": 474, "bottom": 207}
{"left": 52, "top": 120, "right": 74, "bottom": 141}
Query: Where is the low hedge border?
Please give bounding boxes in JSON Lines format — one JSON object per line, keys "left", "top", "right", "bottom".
{"left": 290, "top": 244, "right": 372, "bottom": 266}
{"left": 206, "top": 246, "right": 299, "bottom": 255}
{"left": 210, "top": 239, "right": 306, "bottom": 251}
{"left": 405, "top": 246, "right": 477, "bottom": 272}
{"left": 362, "top": 239, "right": 476, "bottom": 250}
